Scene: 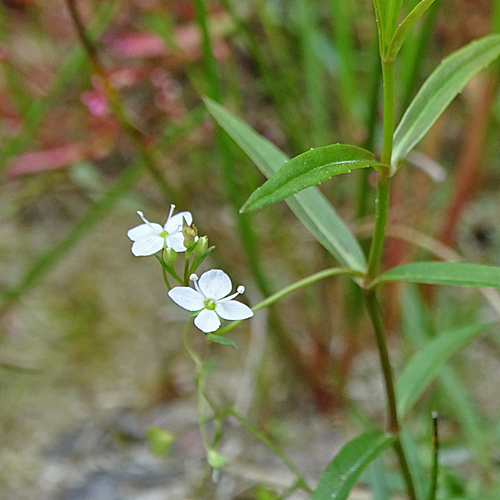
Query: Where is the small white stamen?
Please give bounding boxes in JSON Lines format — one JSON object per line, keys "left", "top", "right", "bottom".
{"left": 219, "top": 286, "right": 245, "bottom": 303}
{"left": 167, "top": 204, "right": 176, "bottom": 221}
{"left": 190, "top": 273, "right": 203, "bottom": 296}
{"left": 137, "top": 211, "right": 157, "bottom": 232}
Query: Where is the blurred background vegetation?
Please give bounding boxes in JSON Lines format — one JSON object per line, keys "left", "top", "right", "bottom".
{"left": 2, "top": 0, "right": 500, "bottom": 498}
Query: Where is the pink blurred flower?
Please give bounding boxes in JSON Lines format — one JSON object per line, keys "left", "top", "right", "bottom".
{"left": 81, "top": 77, "right": 109, "bottom": 116}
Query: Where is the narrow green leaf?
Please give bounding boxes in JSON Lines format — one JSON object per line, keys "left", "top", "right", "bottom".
{"left": 241, "top": 144, "right": 377, "bottom": 213}
{"left": 204, "top": 98, "right": 367, "bottom": 272}
{"left": 312, "top": 431, "right": 396, "bottom": 500}
{"left": 386, "top": 0, "right": 436, "bottom": 62}
{"left": 392, "top": 34, "right": 500, "bottom": 170}
{"left": 206, "top": 333, "right": 238, "bottom": 349}
{"left": 373, "top": 262, "right": 500, "bottom": 289}
{"left": 372, "top": 0, "right": 388, "bottom": 55}
{"left": 386, "top": 0, "right": 404, "bottom": 45}
{"left": 397, "top": 323, "right": 490, "bottom": 417}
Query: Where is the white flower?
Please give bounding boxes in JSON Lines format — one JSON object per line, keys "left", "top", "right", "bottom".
{"left": 168, "top": 269, "right": 254, "bottom": 333}
{"left": 127, "top": 205, "right": 193, "bottom": 256}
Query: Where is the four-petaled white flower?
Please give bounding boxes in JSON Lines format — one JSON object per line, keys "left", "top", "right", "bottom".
{"left": 168, "top": 270, "right": 253, "bottom": 333}
{"left": 127, "top": 205, "right": 193, "bottom": 256}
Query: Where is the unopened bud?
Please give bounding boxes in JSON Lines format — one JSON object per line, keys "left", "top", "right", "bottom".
{"left": 193, "top": 235, "right": 208, "bottom": 256}
{"left": 207, "top": 449, "right": 228, "bottom": 470}
{"left": 145, "top": 427, "right": 175, "bottom": 457}
{"left": 163, "top": 246, "right": 177, "bottom": 265}
{"left": 182, "top": 220, "right": 198, "bottom": 247}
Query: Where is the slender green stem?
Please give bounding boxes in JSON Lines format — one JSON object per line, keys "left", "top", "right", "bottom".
{"left": 366, "top": 59, "right": 394, "bottom": 281}
{"left": 380, "top": 60, "right": 395, "bottom": 166}
{"left": 182, "top": 324, "right": 212, "bottom": 453}
{"left": 356, "top": 40, "right": 382, "bottom": 221}
{"left": 364, "top": 292, "right": 399, "bottom": 433}
{"left": 366, "top": 169, "right": 391, "bottom": 281}
{"left": 215, "top": 267, "right": 362, "bottom": 336}
{"left": 183, "top": 322, "right": 202, "bottom": 369}
{"left": 161, "top": 266, "right": 172, "bottom": 291}
{"left": 364, "top": 291, "right": 417, "bottom": 500}
{"left": 362, "top": 43, "right": 419, "bottom": 500}
{"left": 393, "top": 437, "right": 419, "bottom": 500}
{"left": 183, "top": 252, "right": 191, "bottom": 285}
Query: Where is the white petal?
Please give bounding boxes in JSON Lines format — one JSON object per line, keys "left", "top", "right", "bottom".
{"left": 194, "top": 309, "right": 221, "bottom": 333}
{"left": 198, "top": 269, "right": 232, "bottom": 300}
{"left": 165, "top": 211, "right": 193, "bottom": 232}
{"left": 127, "top": 223, "right": 162, "bottom": 241}
{"left": 168, "top": 287, "right": 205, "bottom": 311}
{"left": 131, "top": 235, "right": 164, "bottom": 256}
{"left": 216, "top": 300, "right": 254, "bottom": 321}
{"left": 167, "top": 233, "right": 187, "bottom": 252}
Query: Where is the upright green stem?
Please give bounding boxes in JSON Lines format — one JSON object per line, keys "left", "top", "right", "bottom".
{"left": 364, "top": 292, "right": 418, "bottom": 500}
{"left": 366, "top": 168, "right": 390, "bottom": 281}
{"left": 366, "top": 59, "right": 394, "bottom": 281}
{"left": 364, "top": 292, "right": 399, "bottom": 433}
{"left": 379, "top": 61, "right": 395, "bottom": 166}
{"left": 363, "top": 55, "right": 417, "bottom": 500}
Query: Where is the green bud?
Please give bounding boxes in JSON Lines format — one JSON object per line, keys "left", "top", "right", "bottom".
{"left": 207, "top": 448, "right": 228, "bottom": 470}
{"left": 182, "top": 220, "right": 198, "bottom": 247}
{"left": 193, "top": 235, "right": 208, "bottom": 257}
{"left": 163, "top": 246, "right": 177, "bottom": 265}
{"left": 145, "top": 427, "right": 176, "bottom": 457}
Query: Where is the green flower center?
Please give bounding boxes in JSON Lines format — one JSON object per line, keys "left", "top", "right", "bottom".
{"left": 159, "top": 230, "right": 169, "bottom": 238}
{"left": 204, "top": 299, "right": 216, "bottom": 310}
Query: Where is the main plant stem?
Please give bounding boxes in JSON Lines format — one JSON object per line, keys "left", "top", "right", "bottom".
{"left": 364, "top": 59, "right": 417, "bottom": 500}
{"left": 366, "top": 60, "right": 394, "bottom": 282}
{"left": 365, "top": 291, "right": 417, "bottom": 500}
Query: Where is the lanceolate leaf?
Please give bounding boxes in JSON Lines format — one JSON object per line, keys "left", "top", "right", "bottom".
{"left": 372, "top": 0, "right": 387, "bottom": 54}
{"left": 397, "top": 323, "right": 490, "bottom": 417}
{"left": 240, "top": 144, "right": 378, "bottom": 213}
{"left": 385, "top": 0, "right": 404, "bottom": 46}
{"left": 204, "top": 98, "right": 367, "bottom": 273}
{"left": 386, "top": 0, "right": 436, "bottom": 62}
{"left": 392, "top": 34, "right": 500, "bottom": 171}
{"left": 206, "top": 333, "right": 238, "bottom": 349}
{"left": 312, "top": 431, "right": 396, "bottom": 500}
{"left": 373, "top": 262, "right": 500, "bottom": 289}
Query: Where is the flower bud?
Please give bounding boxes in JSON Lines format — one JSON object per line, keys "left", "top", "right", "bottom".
{"left": 207, "top": 449, "right": 228, "bottom": 470}
{"left": 182, "top": 220, "right": 198, "bottom": 247}
{"left": 145, "top": 427, "right": 175, "bottom": 457}
{"left": 193, "top": 235, "right": 208, "bottom": 257}
{"left": 163, "top": 246, "right": 177, "bottom": 265}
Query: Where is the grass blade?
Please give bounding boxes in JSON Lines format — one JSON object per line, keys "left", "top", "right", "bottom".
{"left": 205, "top": 98, "right": 367, "bottom": 272}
